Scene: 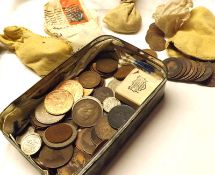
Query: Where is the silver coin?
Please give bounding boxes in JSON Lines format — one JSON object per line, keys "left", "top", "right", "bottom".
{"left": 35, "top": 103, "right": 65, "bottom": 125}
{"left": 103, "top": 97, "right": 121, "bottom": 112}
{"left": 16, "top": 127, "right": 35, "bottom": 145}
{"left": 21, "top": 133, "right": 42, "bottom": 155}
{"left": 107, "top": 78, "right": 121, "bottom": 93}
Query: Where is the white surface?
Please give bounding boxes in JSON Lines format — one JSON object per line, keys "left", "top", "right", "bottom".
{"left": 0, "top": 0, "right": 215, "bottom": 175}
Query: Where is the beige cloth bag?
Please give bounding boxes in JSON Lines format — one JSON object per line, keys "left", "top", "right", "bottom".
{"left": 44, "top": 0, "right": 103, "bottom": 52}
{"left": 0, "top": 26, "right": 73, "bottom": 76}
{"left": 167, "top": 7, "right": 215, "bottom": 60}
{"left": 103, "top": 0, "right": 141, "bottom": 34}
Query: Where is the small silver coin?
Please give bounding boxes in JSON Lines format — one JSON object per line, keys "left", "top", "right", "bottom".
{"left": 103, "top": 97, "right": 121, "bottom": 112}
{"left": 21, "top": 133, "right": 42, "bottom": 155}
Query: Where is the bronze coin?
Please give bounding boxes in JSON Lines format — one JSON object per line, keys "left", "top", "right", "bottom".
{"left": 79, "top": 71, "right": 101, "bottom": 89}
{"left": 108, "top": 105, "right": 135, "bottom": 129}
{"left": 179, "top": 59, "right": 192, "bottom": 80}
{"left": 114, "top": 65, "right": 135, "bottom": 80}
{"left": 95, "top": 116, "right": 117, "bottom": 140}
{"left": 142, "top": 49, "right": 158, "bottom": 58}
{"left": 195, "top": 62, "right": 213, "bottom": 82}
{"left": 90, "top": 128, "right": 103, "bottom": 146}
{"left": 93, "top": 87, "right": 114, "bottom": 103}
{"left": 182, "top": 60, "right": 198, "bottom": 81}
{"left": 191, "top": 62, "right": 205, "bottom": 81}
{"left": 72, "top": 97, "right": 103, "bottom": 127}
{"left": 163, "top": 58, "right": 183, "bottom": 79}
{"left": 79, "top": 128, "right": 97, "bottom": 155}
{"left": 204, "top": 63, "right": 215, "bottom": 87}
{"left": 44, "top": 123, "right": 73, "bottom": 143}
{"left": 91, "top": 63, "right": 113, "bottom": 78}
{"left": 173, "top": 58, "right": 188, "bottom": 79}
{"left": 44, "top": 89, "right": 74, "bottom": 115}
{"left": 96, "top": 58, "right": 118, "bottom": 74}
{"left": 37, "top": 145, "right": 73, "bottom": 169}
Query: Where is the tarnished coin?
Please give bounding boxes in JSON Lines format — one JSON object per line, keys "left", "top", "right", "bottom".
{"left": 44, "top": 123, "right": 73, "bottom": 143}
{"left": 107, "top": 78, "right": 121, "bottom": 92}
{"left": 95, "top": 116, "right": 117, "bottom": 140}
{"left": 193, "top": 62, "right": 206, "bottom": 81}
{"left": 91, "top": 62, "right": 114, "bottom": 78}
{"left": 96, "top": 58, "right": 118, "bottom": 73}
{"left": 35, "top": 103, "right": 65, "bottom": 125}
{"left": 114, "top": 65, "right": 135, "bottom": 80}
{"left": 173, "top": 58, "right": 188, "bottom": 79}
{"left": 78, "top": 128, "right": 97, "bottom": 155}
{"left": 72, "top": 97, "right": 103, "bottom": 127}
{"left": 183, "top": 60, "right": 198, "bottom": 80}
{"left": 90, "top": 128, "right": 103, "bottom": 146}
{"left": 93, "top": 87, "right": 114, "bottom": 103}
{"left": 163, "top": 58, "right": 183, "bottom": 79}
{"left": 58, "top": 80, "right": 83, "bottom": 102}
{"left": 79, "top": 71, "right": 101, "bottom": 89}
{"left": 103, "top": 97, "right": 121, "bottom": 113}
{"left": 108, "top": 105, "right": 135, "bottom": 129}
{"left": 21, "top": 133, "right": 42, "bottom": 155}
{"left": 43, "top": 124, "right": 77, "bottom": 148}
{"left": 44, "top": 89, "right": 74, "bottom": 115}
{"left": 179, "top": 58, "right": 192, "bottom": 80}
{"left": 195, "top": 62, "right": 213, "bottom": 82}
{"left": 38, "top": 145, "right": 73, "bottom": 169}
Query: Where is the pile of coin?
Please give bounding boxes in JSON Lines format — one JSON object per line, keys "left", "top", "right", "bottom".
{"left": 16, "top": 53, "right": 138, "bottom": 174}
{"left": 163, "top": 57, "right": 215, "bottom": 86}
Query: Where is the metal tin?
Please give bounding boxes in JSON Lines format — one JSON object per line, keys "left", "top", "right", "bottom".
{"left": 0, "top": 35, "right": 167, "bottom": 175}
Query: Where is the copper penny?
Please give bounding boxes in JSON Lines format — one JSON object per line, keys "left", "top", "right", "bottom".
{"left": 195, "top": 62, "right": 213, "bottom": 82}
{"left": 173, "top": 58, "right": 188, "bottom": 80}
{"left": 182, "top": 60, "right": 198, "bottom": 80}
{"left": 79, "top": 71, "right": 101, "bottom": 89}
{"left": 191, "top": 62, "right": 205, "bottom": 81}
{"left": 91, "top": 62, "right": 114, "bottom": 78}
{"left": 93, "top": 87, "right": 114, "bottom": 103}
{"left": 37, "top": 145, "right": 73, "bottom": 169}
{"left": 95, "top": 116, "right": 117, "bottom": 140}
{"left": 179, "top": 59, "right": 192, "bottom": 80}
{"left": 114, "top": 65, "right": 135, "bottom": 80}
{"left": 44, "top": 89, "right": 74, "bottom": 115}
{"left": 72, "top": 97, "right": 103, "bottom": 127}
{"left": 57, "top": 80, "right": 83, "bottom": 102}
{"left": 44, "top": 123, "right": 73, "bottom": 143}
{"left": 204, "top": 63, "right": 215, "bottom": 87}
{"left": 96, "top": 58, "right": 118, "bottom": 74}
{"left": 163, "top": 58, "right": 183, "bottom": 79}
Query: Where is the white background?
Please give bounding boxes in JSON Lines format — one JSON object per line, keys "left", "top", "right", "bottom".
{"left": 0, "top": 0, "right": 215, "bottom": 175}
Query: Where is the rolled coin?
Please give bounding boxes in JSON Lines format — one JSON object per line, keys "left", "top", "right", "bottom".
{"left": 37, "top": 145, "right": 73, "bottom": 169}
{"left": 103, "top": 97, "right": 121, "bottom": 113}
{"left": 72, "top": 96, "right": 103, "bottom": 127}
{"left": 21, "top": 133, "right": 42, "bottom": 155}
{"left": 35, "top": 103, "right": 65, "bottom": 125}
{"left": 57, "top": 80, "right": 83, "bottom": 102}
{"left": 44, "top": 89, "right": 74, "bottom": 115}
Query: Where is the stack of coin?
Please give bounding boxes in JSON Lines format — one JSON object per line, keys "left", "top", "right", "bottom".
{"left": 16, "top": 53, "right": 143, "bottom": 175}
{"left": 163, "top": 57, "right": 215, "bottom": 86}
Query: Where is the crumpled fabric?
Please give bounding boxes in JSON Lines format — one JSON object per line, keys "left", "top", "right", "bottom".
{"left": 0, "top": 26, "right": 73, "bottom": 76}
{"left": 103, "top": 0, "right": 142, "bottom": 34}
{"left": 153, "top": 0, "right": 193, "bottom": 37}
{"left": 167, "top": 7, "right": 215, "bottom": 61}
{"left": 44, "top": 0, "right": 103, "bottom": 52}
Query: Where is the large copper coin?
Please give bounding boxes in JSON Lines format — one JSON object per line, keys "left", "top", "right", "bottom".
{"left": 163, "top": 58, "right": 183, "bottom": 79}
{"left": 205, "top": 63, "right": 215, "bottom": 87}
{"left": 93, "top": 87, "right": 114, "bottom": 103}
{"left": 96, "top": 58, "right": 118, "bottom": 74}
{"left": 108, "top": 105, "right": 135, "bottom": 129}
{"left": 35, "top": 103, "right": 65, "bottom": 125}
{"left": 38, "top": 145, "right": 73, "bottom": 169}
{"left": 57, "top": 80, "right": 83, "bottom": 102}
{"left": 195, "top": 62, "right": 213, "bottom": 82}
{"left": 114, "top": 65, "right": 135, "bottom": 80}
{"left": 44, "top": 89, "right": 74, "bottom": 115}
{"left": 79, "top": 71, "right": 101, "bottom": 89}
{"left": 95, "top": 116, "right": 117, "bottom": 140}
{"left": 44, "top": 123, "right": 73, "bottom": 143}
{"left": 72, "top": 97, "right": 103, "bottom": 127}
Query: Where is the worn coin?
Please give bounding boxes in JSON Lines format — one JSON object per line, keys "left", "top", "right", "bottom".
{"left": 163, "top": 58, "right": 183, "bottom": 79}
{"left": 57, "top": 80, "right": 83, "bottom": 102}
{"left": 103, "top": 97, "right": 121, "bottom": 113}
{"left": 44, "top": 89, "right": 74, "bottom": 115}
{"left": 90, "top": 128, "right": 103, "bottom": 146}
{"left": 91, "top": 62, "right": 114, "bottom": 78}
{"left": 93, "top": 87, "right": 114, "bottom": 103}
{"left": 43, "top": 124, "right": 77, "bottom": 148}
{"left": 95, "top": 116, "right": 117, "bottom": 140}
{"left": 179, "top": 58, "right": 192, "bottom": 80}
{"left": 183, "top": 60, "right": 198, "bottom": 80}
{"left": 173, "top": 58, "right": 188, "bottom": 79}
{"left": 72, "top": 97, "right": 103, "bottom": 127}
{"left": 35, "top": 103, "right": 65, "bottom": 125}
{"left": 96, "top": 58, "right": 118, "bottom": 74}
{"left": 195, "top": 62, "right": 213, "bottom": 82}
{"left": 21, "top": 133, "right": 42, "bottom": 155}
{"left": 114, "top": 65, "right": 135, "bottom": 80}
{"left": 38, "top": 145, "right": 73, "bottom": 169}
{"left": 79, "top": 71, "right": 101, "bottom": 89}
{"left": 108, "top": 105, "right": 135, "bottom": 129}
